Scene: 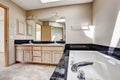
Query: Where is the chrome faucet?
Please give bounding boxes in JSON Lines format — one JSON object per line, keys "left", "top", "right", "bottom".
{"left": 71, "top": 61, "right": 93, "bottom": 72}
{"left": 77, "top": 70, "right": 85, "bottom": 80}
{"left": 71, "top": 61, "right": 93, "bottom": 80}
{"left": 29, "top": 40, "right": 32, "bottom": 44}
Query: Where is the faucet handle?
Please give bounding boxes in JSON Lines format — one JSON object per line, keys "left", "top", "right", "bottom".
{"left": 29, "top": 40, "right": 32, "bottom": 44}
{"left": 77, "top": 70, "right": 85, "bottom": 80}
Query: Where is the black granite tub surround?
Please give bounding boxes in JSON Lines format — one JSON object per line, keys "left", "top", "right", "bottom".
{"left": 65, "top": 44, "right": 93, "bottom": 50}
{"left": 91, "top": 44, "right": 120, "bottom": 60}
{"left": 65, "top": 44, "right": 120, "bottom": 60}
{"left": 50, "top": 50, "right": 69, "bottom": 80}
{"left": 50, "top": 44, "right": 120, "bottom": 80}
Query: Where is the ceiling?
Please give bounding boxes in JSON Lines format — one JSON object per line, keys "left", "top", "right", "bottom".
{"left": 11, "top": 0, "right": 93, "bottom": 10}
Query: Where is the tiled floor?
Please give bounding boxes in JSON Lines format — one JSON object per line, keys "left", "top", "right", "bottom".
{"left": 0, "top": 63, "right": 56, "bottom": 80}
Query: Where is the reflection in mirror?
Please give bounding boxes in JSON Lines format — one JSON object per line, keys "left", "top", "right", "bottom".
{"left": 35, "top": 18, "right": 66, "bottom": 42}
{"left": 35, "top": 24, "right": 41, "bottom": 41}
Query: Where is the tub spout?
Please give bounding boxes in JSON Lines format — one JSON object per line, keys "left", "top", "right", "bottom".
{"left": 71, "top": 61, "right": 93, "bottom": 72}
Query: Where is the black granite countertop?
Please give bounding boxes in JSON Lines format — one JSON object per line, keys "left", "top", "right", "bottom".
{"left": 14, "top": 40, "right": 65, "bottom": 44}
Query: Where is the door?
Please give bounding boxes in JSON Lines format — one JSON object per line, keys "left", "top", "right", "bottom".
{"left": 0, "top": 4, "right": 8, "bottom": 67}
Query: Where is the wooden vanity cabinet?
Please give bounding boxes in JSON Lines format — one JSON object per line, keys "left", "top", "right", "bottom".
{"left": 15, "top": 46, "right": 32, "bottom": 62}
{"left": 16, "top": 46, "right": 24, "bottom": 62}
{"left": 32, "top": 47, "right": 42, "bottom": 63}
{"left": 42, "top": 51, "right": 52, "bottom": 63}
{"left": 23, "top": 47, "right": 32, "bottom": 62}
{"left": 42, "top": 46, "right": 63, "bottom": 64}
{"left": 52, "top": 51, "right": 63, "bottom": 64}
{"left": 15, "top": 45, "right": 64, "bottom": 65}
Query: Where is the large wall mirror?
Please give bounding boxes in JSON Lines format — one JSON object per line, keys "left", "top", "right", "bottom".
{"left": 27, "top": 17, "right": 66, "bottom": 42}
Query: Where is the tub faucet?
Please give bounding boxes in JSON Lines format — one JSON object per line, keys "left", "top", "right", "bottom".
{"left": 77, "top": 70, "right": 85, "bottom": 80}
{"left": 71, "top": 61, "right": 93, "bottom": 72}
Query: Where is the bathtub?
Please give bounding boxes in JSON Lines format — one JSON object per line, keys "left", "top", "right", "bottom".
{"left": 67, "top": 51, "right": 120, "bottom": 80}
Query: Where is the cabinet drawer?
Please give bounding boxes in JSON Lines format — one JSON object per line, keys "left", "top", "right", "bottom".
{"left": 42, "top": 47, "right": 64, "bottom": 50}
{"left": 23, "top": 47, "right": 32, "bottom": 50}
{"left": 16, "top": 47, "right": 24, "bottom": 50}
{"left": 16, "top": 46, "right": 32, "bottom": 50}
{"left": 33, "top": 51, "right": 41, "bottom": 56}
{"left": 33, "top": 47, "right": 41, "bottom": 50}
{"left": 33, "top": 57, "right": 41, "bottom": 62}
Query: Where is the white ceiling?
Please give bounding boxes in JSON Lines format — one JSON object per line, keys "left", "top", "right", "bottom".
{"left": 11, "top": 0, "right": 93, "bottom": 10}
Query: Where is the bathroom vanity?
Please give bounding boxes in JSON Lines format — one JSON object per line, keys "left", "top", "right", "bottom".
{"left": 15, "top": 44, "right": 64, "bottom": 65}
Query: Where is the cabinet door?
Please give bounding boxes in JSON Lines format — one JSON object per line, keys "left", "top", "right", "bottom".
{"left": 33, "top": 51, "right": 42, "bottom": 63}
{"left": 16, "top": 49, "right": 24, "bottom": 62}
{"left": 52, "top": 51, "right": 63, "bottom": 64}
{"left": 42, "top": 51, "right": 52, "bottom": 63}
{"left": 24, "top": 50, "right": 32, "bottom": 62}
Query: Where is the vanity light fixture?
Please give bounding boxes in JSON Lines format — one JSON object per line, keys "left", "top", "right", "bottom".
{"left": 41, "top": 0, "right": 62, "bottom": 3}
{"left": 56, "top": 19, "right": 66, "bottom": 22}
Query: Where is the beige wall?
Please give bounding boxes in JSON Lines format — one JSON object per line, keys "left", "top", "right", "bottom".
{"left": 93, "top": 0, "right": 120, "bottom": 47}
{"left": 27, "top": 3, "right": 93, "bottom": 44}
{"left": 0, "top": 0, "right": 32, "bottom": 65}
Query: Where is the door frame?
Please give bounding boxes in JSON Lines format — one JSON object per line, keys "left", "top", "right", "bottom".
{"left": 0, "top": 3, "right": 9, "bottom": 67}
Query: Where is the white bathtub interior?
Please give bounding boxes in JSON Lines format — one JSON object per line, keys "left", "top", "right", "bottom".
{"left": 67, "top": 51, "right": 120, "bottom": 80}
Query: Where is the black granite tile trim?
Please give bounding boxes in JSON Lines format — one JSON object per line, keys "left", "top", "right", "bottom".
{"left": 99, "top": 48, "right": 120, "bottom": 60}
{"left": 65, "top": 44, "right": 93, "bottom": 50}
{"left": 91, "top": 44, "right": 120, "bottom": 60}
{"left": 91, "top": 44, "right": 109, "bottom": 51}
{"left": 65, "top": 44, "right": 120, "bottom": 60}
{"left": 14, "top": 40, "right": 65, "bottom": 44}
{"left": 65, "top": 44, "right": 110, "bottom": 51}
